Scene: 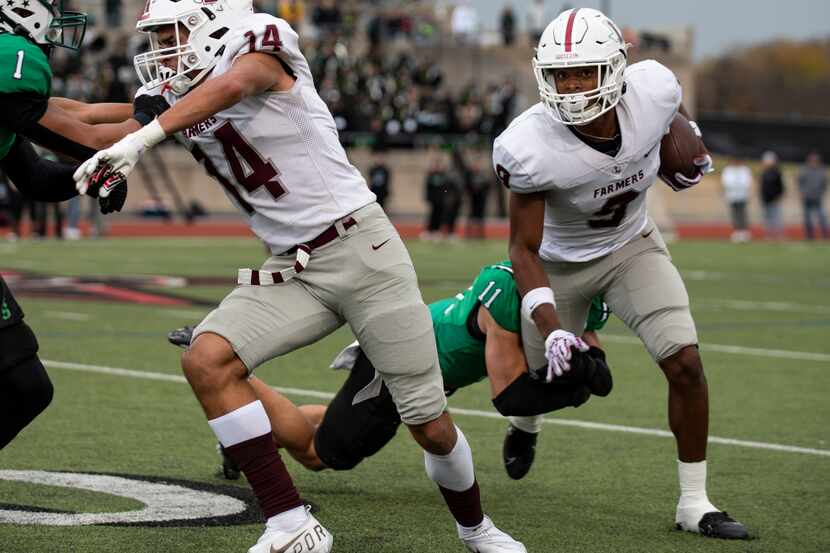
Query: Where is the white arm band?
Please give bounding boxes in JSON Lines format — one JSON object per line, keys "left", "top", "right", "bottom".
{"left": 521, "top": 287, "right": 556, "bottom": 321}
{"left": 136, "top": 119, "right": 167, "bottom": 149}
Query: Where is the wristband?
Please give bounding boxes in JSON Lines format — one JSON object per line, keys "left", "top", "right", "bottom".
{"left": 136, "top": 119, "right": 167, "bottom": 148}
{"left": 521, "top": 287, "right": 555, "bottom": 321}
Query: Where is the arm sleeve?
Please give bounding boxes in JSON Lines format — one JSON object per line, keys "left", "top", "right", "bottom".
{"left": 0, "top": 136, "right": 80, "bottom": 202}
{"left": 492, "top": 373, "right": 589, "bottom": 416}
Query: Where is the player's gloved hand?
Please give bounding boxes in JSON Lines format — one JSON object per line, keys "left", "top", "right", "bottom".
{"left": 133, "top": 94, "right": 170, "bottom": 127}
{"left": 670, "top": 154, "right": 713, "bottom": 191}
{"left": 74, "top": 120, "right": 166, "bottom": 195}
{"left": 85, "top": 163, "right": 128, "bottom": 214}
{"left": 539, "top": 329, "right": 590, "bottom": 383}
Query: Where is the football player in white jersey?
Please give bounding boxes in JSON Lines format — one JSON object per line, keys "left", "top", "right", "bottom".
{"left": 494, "top": 8, "right": 749, "bottom": 540}
{"left": 72, "top": 1, "right": 525, "bottom": 552}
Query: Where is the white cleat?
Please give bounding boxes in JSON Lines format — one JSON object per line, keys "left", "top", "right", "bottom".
{"left": 459, "top": 515, "right": 527, "bottom": 553}
{"left": 247, "top": 513, "right": 333, "bottom": 553}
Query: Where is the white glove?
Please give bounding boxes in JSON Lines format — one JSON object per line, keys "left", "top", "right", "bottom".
{"left": 671, "top": 153, "right": 713, "bottom": 190}
{"left": 74, "top": 120, "right": 167, "bottom": 196}
{"left": 542, "top": 329, "right": 590, "bottom": 383}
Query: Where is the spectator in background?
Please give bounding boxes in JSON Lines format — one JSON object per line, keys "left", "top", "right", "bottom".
{"left": 368, "top": 150, "right": 392, "bottom": 210}
{"left": 798, "top": 151, "right": 829, "bottom": 240}
{"left": 759, "top": 151, "right": 785, "bottom": 240}
{"left": 464, "top": 155, "right": 490, "bottom": 239}
{"left": 451, "top": 0, "right": 478, "bottom": 46}
{"left": 423, "top": 150, "right": 449, "bottom": 240}
{"left": 528, "top": 0, "right": 547, "bottom": 44}
{"left": 721, "top": 158, "right": 753, "bottom": 243}
{"left": 105, "top": 0, "right": 121, "bottom": 27}
{"left": 312, "top": 0, "right": 342, "bottom": 37}
{"left": 278, "top": 0, "right": 305, "bottom": 30}
{"left": 500, "top": 3, "right": 516, "bottom": 46}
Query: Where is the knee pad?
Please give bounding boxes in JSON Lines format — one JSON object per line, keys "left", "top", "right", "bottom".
{"left": 0, "top": 354, "right": 53, "bottom": 449}
{"left": 314, "top": 352, "right": 402, "bottom": 470}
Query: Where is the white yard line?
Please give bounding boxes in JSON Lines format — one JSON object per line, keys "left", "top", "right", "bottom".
{"left": 43, "top": 360, "right": 830, "bottom": 458}
{"left": 45, "top": 311, "right": 91, "bottom": 321}
{"left": 600, "top": 334, "right": 830, "bottom": 362}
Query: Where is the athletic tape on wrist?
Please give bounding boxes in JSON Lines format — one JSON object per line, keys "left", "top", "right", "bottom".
{"left": 521, "top": 287, "right": 555, "bottom": 321}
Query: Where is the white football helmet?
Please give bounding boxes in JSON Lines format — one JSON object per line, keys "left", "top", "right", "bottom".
{"left": 133, "top": 0, "right": 249, "bottom": 95}
{"left": 533, "top": 8, "right": 628, "bottom": 125}
{"left": 0, "top": 0, "right": 86, "bottom": 50}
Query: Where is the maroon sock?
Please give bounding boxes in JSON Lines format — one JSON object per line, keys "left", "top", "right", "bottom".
{"left": 439, "top": 480, "right": 484, "bottom": 528}
{"left": 224, "top": 433, "right": 303, "bottom": 519}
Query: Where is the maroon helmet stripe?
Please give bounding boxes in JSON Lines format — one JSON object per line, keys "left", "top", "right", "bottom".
{"left": 251, "top": 270, "right": 260, "bottom": 286}
{"left": 564, "top": 8, "right": 580, "bottom": 52}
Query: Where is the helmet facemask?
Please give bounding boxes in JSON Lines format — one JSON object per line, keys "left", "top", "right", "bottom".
{"left": 534, "top": 50, "right": 626, "bottom": 126}
{"left": 134, "top": 3, "right": 232, "bottom": 96}
{"left": 0, "top": 0, "right": 86, "bottom": 50}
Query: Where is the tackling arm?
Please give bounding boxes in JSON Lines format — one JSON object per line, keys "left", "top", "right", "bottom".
{"left": 48, "top": 98, "right": 134, "bottom": 124}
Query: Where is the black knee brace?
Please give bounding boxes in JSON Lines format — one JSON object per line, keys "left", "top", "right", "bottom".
{"left": 0, "top": 352, "right": 53, "bottom": 449}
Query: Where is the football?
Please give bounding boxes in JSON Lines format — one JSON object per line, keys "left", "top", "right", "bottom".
{"left": 659, "top": 113, "right": 709, "bottom": 188}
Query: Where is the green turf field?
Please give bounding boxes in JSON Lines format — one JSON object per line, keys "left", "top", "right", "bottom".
{"left": 1, "top": 237, "right": 828, "bottom": 552}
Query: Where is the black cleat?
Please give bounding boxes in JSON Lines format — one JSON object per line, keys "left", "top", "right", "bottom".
{"left": 502, "top": 424, "right": 538, "bottom": 480}
{"left": 167, "top": 325, "right": 195, "bottom": 348}
{"left": 678, "top": 511, "right": 749, "bottom": 540}
{"left": 217, "top": 443, "right": 241, "bottom": 480}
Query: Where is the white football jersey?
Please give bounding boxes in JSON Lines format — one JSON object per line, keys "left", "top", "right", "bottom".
{"left": 140, "top": 14, "right": 375, "bottom": 254}
{"left": 493, "top": 60, "right": 681, "bottom": 262}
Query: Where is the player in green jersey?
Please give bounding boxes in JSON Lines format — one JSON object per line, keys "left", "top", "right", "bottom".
{"left": 0, "top": 0, "right": 170, "bottom": 450}
{"left": 169, "top": 262, "right": 614, "bottom": 477}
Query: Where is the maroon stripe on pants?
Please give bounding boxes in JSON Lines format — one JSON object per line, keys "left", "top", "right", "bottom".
{"left": 224, "top": 433, "right": 303, "bottom": 519}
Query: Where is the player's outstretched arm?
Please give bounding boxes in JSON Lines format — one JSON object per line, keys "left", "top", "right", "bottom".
{"left": 48, "top": 97, "right": 134, "bottom": 125}
{"left": 155, "top": 52, "right": 290, "bottom": 136}
{"left": 479, "top": 307, "right": 527, "bottom": 399}
{"left": 248, "top": 377, "right": 326, "bottom": 471}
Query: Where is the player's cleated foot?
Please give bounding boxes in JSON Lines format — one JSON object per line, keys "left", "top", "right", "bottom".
{"left": 676, "top": 510, "right": 749, "bottom": 540}
{"left": 167, "top": 325, "right": 194, "bottom": 348}
{"left": 458, "top": 515, "right": 527, "bottom": 553}
{"left": 502, "top": 424, "right": 537, "bottom": 480}
{"left": 217, "top": 443, "right": 241, "bottom": 480}
{"left": 248, "top": 512, "right": 333, "bottom": 553}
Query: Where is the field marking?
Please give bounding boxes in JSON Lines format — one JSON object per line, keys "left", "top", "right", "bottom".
{"left": 600, "top": 335, "right": 830, "bottom": 363}
{"left": 696, "top": 299, "right": 830, "bottom": 315}
{"left": 45, "top": 311, "right": 91, "bottom": 321}
{"left": 43, "top": 360, "right": 830, "bottom": 458}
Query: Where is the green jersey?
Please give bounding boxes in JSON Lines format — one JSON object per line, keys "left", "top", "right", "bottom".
{"left": 429, "top": 261, "right": 611, "bottom": 390}
{"left": 430, "top": 262, "right": 521, "bottom": 390}
{"left": 0, "top": 33, "right": 52, "bottom": 160}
